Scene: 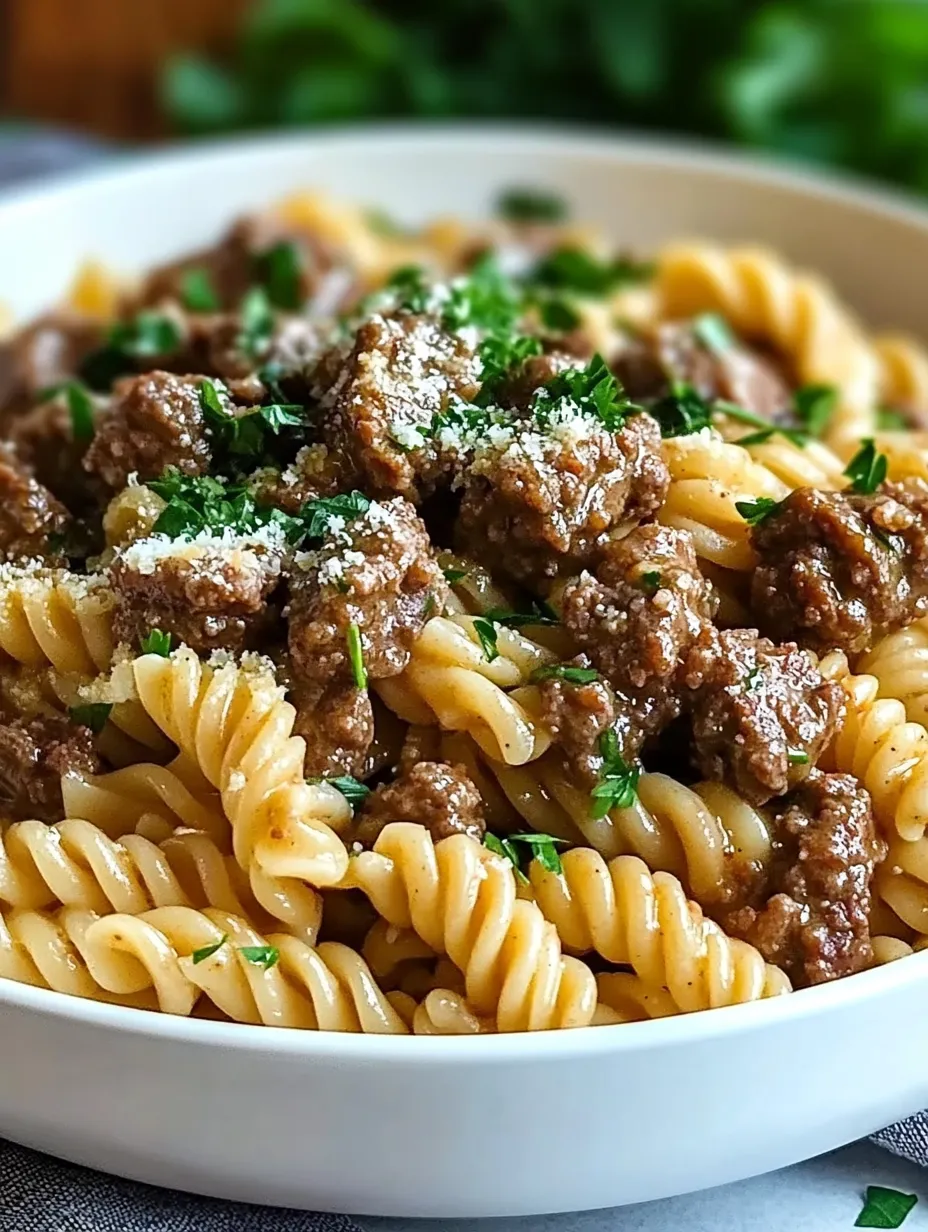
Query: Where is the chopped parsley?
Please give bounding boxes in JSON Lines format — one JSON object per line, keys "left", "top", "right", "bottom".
{"left": 68, "top": 703, "right": 113, "bottom": 734}
{"left": 787, "top": 748, "right": 809, "bottom": 765}
{"left": 255, "top": 240, "right": 304, "bottom": 311}
{"left": 300, "top": 491, "right": 371, "bottom": 540}
{"left": 649, "top": 382, "right": 714, "bottom": 438}
{"left": 530, "top": 664, "right": 600, "bottom": 685}
{"left": 529, "top": 246, "right": 654, "bottom": 297}
{"left": 238, "top": 944, "right": 280, "bottom": 970}
{"left": 148, "top": 469, "right": 301, "bottom": 541}
{"left": 237, "top": 286, "right": 274, "bottom": 359}
{"left": 692, "top": 312, "right": 735, "bottom": 355}
{"left": 877, "top": 407, "right": 908, "bottom": 431}
{"left": 191, "top": 935, "right": 228, "bottom": 964}
{"left": 472, "top": 617, "right": 500, "bottom": 662}
{"left": 590, "top": 730, "right": 640, "bottom": 818}
{"left": 474, "top": 332, "right": 542, "bottom": 407}
{"left": 140, "top": 629, "right": 172, "bottom": 657}
{"left": 538, "top": 296, "right": 582, "bottom": 333}
{"left": 442, "top": 567, "right": 468, "bottom": 584}
{"left": 80, "top": 311, "right": 183, "bottom": 390}
{"left": 497, "top": 187, "right": 567, "bottom": 224}
{"left": 844, "top": 439, "right": 888, "bottom": 494}
{"left": 531, "top": 353, "right": 636, "bottom": 432}
{"left": 484, "top": 600, "right": 559, "bottom": 629}
{"left": 40, "top": 380, "right": 95, "bottom": 443}
{"left": 736, "top": 497, "right": 782, "bottom": 526}
{"left": 744, "top": 665, "right": 762, "bottom": 690}
{"left": 855, "top": 1186, "right": 918, "bottom": 1228}
{"left": 484, "top": 831, "right": 568, "bottom": 878}
{"left": 792, "top": 383, "right": 837, "bottom": 437}
{"left": 639, "top": 570, "right": 662, "bottom": 594}
{"left": 346, "top": 622, "right": 367, "bottom": 689}
{"left": 179, "top": 267, "right": 219, "bottom": 313}
{"left": 310, "top": 775, "right": 370, "bottom": 810}
{"left": 443, "top": 255, "right": 520, "bottom": 336}
{"left": 717, "top": 402, "right": 807, "bottom": 448}
{"left": 385, "top": 265, "right": 433, "bottom": 314}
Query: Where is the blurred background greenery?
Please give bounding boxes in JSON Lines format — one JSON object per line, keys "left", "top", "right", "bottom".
{"left": 6, "top": 0, "right": 928, "bottom": 191}
{"left": 160, "top": 0, "right": 928, "bottom": 190}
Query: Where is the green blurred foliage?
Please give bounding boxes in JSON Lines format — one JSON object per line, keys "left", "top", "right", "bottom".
{"left": 163, "top": 0, "right": 928, "bottom": 190}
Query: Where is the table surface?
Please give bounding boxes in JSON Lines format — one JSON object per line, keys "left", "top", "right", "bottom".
{"left": 357, "top": 1142, "right": 927, "bottom": 1231}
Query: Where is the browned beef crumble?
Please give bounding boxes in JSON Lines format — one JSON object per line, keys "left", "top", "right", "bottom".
{"left": 250, "top": 443, "right": 347, "bottom": 516}
{"left": 750, "top": 481, "right": 928, "bottom": 654}
{"left": 350, "top": 761, "right": 486, "bottom": 848}
{"left": 0, "top": 715, "right": 101, "bottom": 822}
{"left": 683, "top": 630, "right": 845, "bottom": 806}
{"left": 8, "top": 395, "right": 98, "bottom": 514}
{"left": 613, "top": 319, "right": 792, "bottom": 423}
{"left": 0, "top": 311, "right": 103, "bottom": 423}
{"left": 171, "top": 311, "right": 323, "bottom": 388}
{"left": 721, "top": 772, "right": 885, "bottom": 986}
{"left": 559, "top": 525, "right": 717, "bottom": 759}
{"left": 537, "top": 655, "right": 620, "bottom": 786}
{"left": 0, "top": 445, "right": 71, "bottom": 563}
{"left": 456, "top": 411, "right": 669, "bottom": 591}
{"left": 84, "top": 371, "right": 212, "bottom": 491}
{"left": 314, "top": 313, "right": 482, "bottom": 501}
{"left": 288, "top": 496, "right": 448, "bottom": 693}
{"left": 294, "top": 683, "right": 374, "bottom": 780}
{"left": 108, "top": 542, "right": 282, "bottom": 657}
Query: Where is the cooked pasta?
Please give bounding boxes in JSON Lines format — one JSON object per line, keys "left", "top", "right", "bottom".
{"left": 0, "top": 187, "right": 924, "bottom": 1035}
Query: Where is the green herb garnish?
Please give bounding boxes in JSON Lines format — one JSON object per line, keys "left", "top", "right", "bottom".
{"left": 787, "top": 748, "right": 809, "bottom": 765}
{"left": 649, "top": 382, "right": 714, "bottom": 438}
{"left": 639, "top": 570, "right": 662, "bottom": 594}
{"left": 191, "top": 935, "right": 228, "bottom": 964}
{"left": 472, "top": 617, "right": 500, "bottom": 662}
{"left": 69, "top": 703, "right": 113, "bottom": 734}
{"left": 442, "top": 568, "right": 468, "bottom": 584}
{"left": 443, "top": 255, "right": 520, "bottom": 336}
{"left": 692, "top": 312, "right": 735, "bottom": 355}
{"left": 300, "top": 491, "right": 372, "bottom": 540}
{"left": 149, "top": 469, "right": 301, "bottom": 541}
{"left": 877, "top": 407, "right": 908, "bottom": 431}
{"left": 484, "top": 833, "right": 529, "bottom": 884}
{"left": 255, "top": 240, "right": 304, "bottom": 311}
{"left": 386, "top": 265, "right": 433, "bottom": 314}
{"left": 844, "top": 439, "right": 888, "bottom": 494}
{"left": 531, "top": 353, "right": 636, "bottom": 432}
{"left": 591, "top": 730, "right": 640, "bottom": 818}
{"left": 855, "top": 1186, "right": 918, "bottom": 1228}
{"left": 497, "top": 187, "right": 567, "bottom": 224}
{"left": 311, "top": 775, "right": 370, "bottom": 809}
{"left": 793, "top": 383, "right": 837, "bottom": 437}
{"left": 736, "top": 497, "right": 782, "bottom": 526}
{"left": 530, "top": 246, "right": 653, "bottom": 296}
{"left": 140, "top": 629, "right": 172, "bottom": 657}
{"left": 530, "top": 664, "right": 600, "bottom": 685}
{"left": 346, "top": 622, "right": 367, "bottom": 689}
{"left": 80, "top": 312, "right": 183, "bottom": 390}
{"left": 180, "top": 267, "right": 219, "bottom": 313}
{"left": 40, "top": 380, "right": 95, "bottom": 443}
{"left": 237, "top": 286, "right": 274, "bottom": 359}
{"left": 474, "top": 332, "right": 542, "bottom": 407}
{"left": 484, "top": 600, "right": 560, "bottom": 629}
{"left": 238, "top": 945, "right": 280, "bottom": 970}
{"left": 508, "top": 832, "right": 568, "bottom": 874}
{"left": 539, "top": 297, "right": 582, "bottom": 332}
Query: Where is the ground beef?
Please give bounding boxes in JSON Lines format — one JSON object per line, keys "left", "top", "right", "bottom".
{"left": 84, "top": 371, "right": 212, "bottom": 492}
{"left": 537, "top": 655, "right": 620, "bottom": 786}
{"left": 684, "top": 629, "right": 845, "bottom": 806}
{"left": 0, "top": 714, "right": 101, "bottom": 822}
{"left": 251, "top": 444, "right": 348, "bottom": 516}
{"left": 559, "top": 525, "right": 718, "bottom": 759}
{"left": 721, "top": 773, "right": 885, "bottom": 986}
{"left": 0, "top": 311, "right": 103, "bottom": 424}
{"left": 456, "top": 411, "right": 669, "bottom": 591}
{"left": 751, "top": 481, "right": 928, "bottom": 655}
{"left": 137, "top": 214, "right": 334, "bottom": 314}
{"left": 613, "top": 319, "right": 792, "bottom": 423}
{"left": 315, "top": 313, "right": 483, "bottom": 501}
{"left": 288, "top": 496, "right": 447, "bottom": 692}
{"left": 294, "top": 683, "right": 374, "bottom": 780}
{"left": 350, "top": 761, "right": 486, "bottom": 848}
{"left": 8, "top": 395, "right": 98, "bottom": 514}
{"left": 0, "top": 445, "right": 71, "bottom": 563}
{"left": 174, "top": 311, "right": 323, "bottom": 388}
{"left": 109, "top": 539, "right": 282, "bottom": 656}
{"left": 493, "top": 352, "right": 578, "bottom": 410}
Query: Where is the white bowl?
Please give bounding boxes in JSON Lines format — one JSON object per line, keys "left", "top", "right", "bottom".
{"left": 2, "top": 126, "right": 928, "bottom": 1219}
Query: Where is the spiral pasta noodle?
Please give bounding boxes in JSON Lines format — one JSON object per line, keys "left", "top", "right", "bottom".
{"left": 0, "top": 567, "right": 116, "bottom": 675}
{"left": 341, "top": 823, "right": 598, "bottom": 1031}
{"left": 527, "top": 849, "right": 791, "bottom": 1010}
{"left": 859, "top": 619, "right": 928, "bottom": 726}
{"left": 375, "top": 614, "right": 555, "bottom": 765}
{"left": 818, "top": 653, "right": 928, "bottom": 841}
{"left": 656, "top": 242, "right": 879, "bottom": 454}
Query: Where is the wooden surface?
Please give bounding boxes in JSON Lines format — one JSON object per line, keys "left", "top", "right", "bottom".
{"left": 1, "top": 0, "right": 249, "bottom": 139}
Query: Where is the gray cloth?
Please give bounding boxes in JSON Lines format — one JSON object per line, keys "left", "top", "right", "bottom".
{"left": 0, "top": 125, "right": 926, "bottom": 1228}
{"left": 0, "top": 1139, "right": 364, "bottom": 1232}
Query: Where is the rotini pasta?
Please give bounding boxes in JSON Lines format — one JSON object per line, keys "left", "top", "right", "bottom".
{"left": 0, "top": 567, "right": 116, "bottom": 675}
{"left": 859, "top": 618, "right": 928, "bottom": 726}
